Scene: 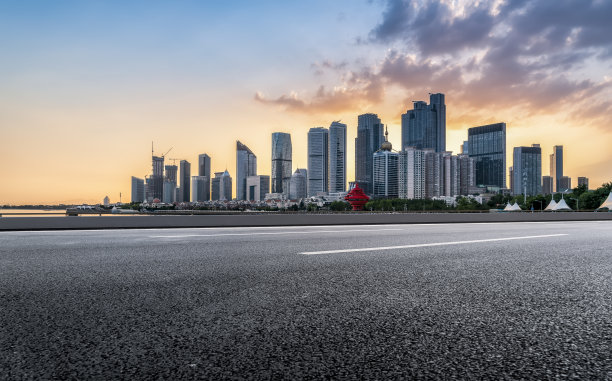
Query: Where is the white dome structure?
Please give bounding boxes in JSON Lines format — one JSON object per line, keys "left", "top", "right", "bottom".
{"left": 598, "top": 192, "right": 612, "bottom": 210}
{"left": 544, "top": 199, "right": 557, "bottom": 211}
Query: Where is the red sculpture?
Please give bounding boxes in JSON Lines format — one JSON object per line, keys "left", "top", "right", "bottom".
{"left": 345, "top": 183, "right": 370, "bottom": 211}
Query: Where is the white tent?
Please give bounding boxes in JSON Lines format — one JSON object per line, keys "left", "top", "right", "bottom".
{"left": 544, "top": 199, "right": 557, "bottom": 211}
{"left": 552, "top": 197, "right": 572, "bottom": 211}
{"left": 504, "top": 202, "right": 522, "bottom": 211}
{"left": 598, "top": 192, "right": 612, "bottom": 210}
{"left": 510, "top": 202, "right": 522, "bottom": 211}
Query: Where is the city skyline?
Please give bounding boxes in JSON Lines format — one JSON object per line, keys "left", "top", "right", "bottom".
{"left": 2, "top": 1, "right": 612, "bottom": 204}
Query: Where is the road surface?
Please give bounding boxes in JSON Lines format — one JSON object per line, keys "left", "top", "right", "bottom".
{"left": 2, "top": 221, "right": 612, "bottom": 379}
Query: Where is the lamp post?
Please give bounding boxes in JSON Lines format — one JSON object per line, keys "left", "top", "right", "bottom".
{"left": 533, "top": 200, "right": 543, "bottom": 212}
{"left": 571, "top": 197, "right": 579, "bottom": 211}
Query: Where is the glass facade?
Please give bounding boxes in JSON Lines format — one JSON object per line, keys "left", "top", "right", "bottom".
{"left": 468, "top": 123, "right": 506, "bottom": 188}
{"left": 355, "top": 113, "right": 383, "bottom": 195}
{"left": 328, "top": 121, "right": 347, "bottom": 193}
{"left": 512, "top": 146, "right": 542, "bottom": 196}
{"left": 307, "top": 127, "right": 329, "bottom": 196}
{"left": 236, "top": 141, "right": 257, "bottom": 200}
{"left": 401, "top": 93, "right": 446, "bottom": 153}
{"left": 271, "top": 132, "right": 292, "bottom": 194}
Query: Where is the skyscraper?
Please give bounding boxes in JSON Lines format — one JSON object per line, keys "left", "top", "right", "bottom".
{"left": 443, "top": 152, "right": 458, "bottom": 197}
{"left": 271, "top": 132, "right": 292, "bottom": 194}
{"left": 550, "top": 145, "right": 563, "bottom": 192}
{"left": 468, "top": 123, "right": 506, "bottom": 189}
{"left": 373, "top": 129, "right": 398, "bottom": 199}
{"left": 398, "top": 147, "right": 425, "bottom": 199}
{"left": 131, "top": 176, "right": 145, "bottom": 203}
{"left": 290, "top": 169, "right": 307, "bottom": 200}
{"left": 198, "top": 154, "right": 211, "bottom": 178}
{"left": 424, "top": 150, "right": 443, "bottom": 198}
{"left": 236, "top": 141, "right": 257, "bottom": 200}
{"left": 191, "top": 176, "right": 209, "bottom": 202}
{"left": 307, "top": 127, "right": 329, "bottom": 196}
{"left": 180, "top": 160, "right": 191, "bottom": 203}
{"left": 512, "top": 145, "right": 542, "bottom": 196}
{"left": 211, "top": 170, "right": 232, "bottom": 201}
{"left": 578, "top": 177, "right": 589, "bottom": 189}
{"left": 542, "top": 176, "right": 553, "bottom": 195}
{"left": 355, "top": 113, "right": 384, "bottom": 195}
{"left": 164, "top": 165, "right": 178, "bottom": 184}
{"left": 148, "top": 156, "right": 164, "bottom": 201}
{"left": 457, "top": 154, "right": 475, "bottom": 196}
{"left": 401, "top": 93, "right": 446, "bottom": 152}
{"left": 328, "top": 121, "right": 347, "bottom": 193}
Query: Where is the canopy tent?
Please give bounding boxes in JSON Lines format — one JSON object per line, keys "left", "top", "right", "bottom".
{"left": 510, "top": 202, "right": 522, "bottom": 211}
{"left": 544, "top": 199, "right": 557, "bottom": 211}
{"left": 552, "top": 197, "right": 572, "bottom": 211}
{"left": 504, "top": 202, "right": 522, "bottom": 211}
{"left": 598, "top": 192, "right": 612, "bottom": 210}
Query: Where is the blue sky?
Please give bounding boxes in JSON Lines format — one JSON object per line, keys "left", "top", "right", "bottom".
{"left": 1, "top": 0, "right": 611, "bottom": 203}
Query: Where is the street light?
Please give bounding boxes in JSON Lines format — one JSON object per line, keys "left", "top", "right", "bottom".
{"left": 570, "top": 197, "right": 579, "bottom": 211}
{"left": 533, "top": 200, "right": 543, "bottom": 212}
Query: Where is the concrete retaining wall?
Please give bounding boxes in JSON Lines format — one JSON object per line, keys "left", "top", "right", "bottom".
{"left": 1, "top": 212, "right": 612, "bottom": 231}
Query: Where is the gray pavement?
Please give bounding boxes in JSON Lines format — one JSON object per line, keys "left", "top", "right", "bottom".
{"left": 1, "top": 221, "right": 612, "bottom": 379}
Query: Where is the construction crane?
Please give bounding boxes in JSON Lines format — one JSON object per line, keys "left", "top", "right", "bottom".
{"left": 162, "top": 147, "right": 173, "bottom": 158}
{"left": 167, "top": 158, "right": 183, "bottom": 166}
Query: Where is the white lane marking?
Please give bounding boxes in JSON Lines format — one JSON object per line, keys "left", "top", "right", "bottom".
{"left": 150, "top": 228, "right": 405, "bottom": 238}
{"left": 300, "top": 234, "right": 569, "bottom": 255}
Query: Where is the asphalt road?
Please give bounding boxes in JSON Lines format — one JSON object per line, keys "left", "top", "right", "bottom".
{"left": 2, "top": 221, "right": 612, "bottom": 379}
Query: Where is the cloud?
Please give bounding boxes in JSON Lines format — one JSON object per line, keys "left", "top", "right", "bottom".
{"left": 254, "top": 78, "right": 384, "bottom": 114}
{"left": 255, "top": 0, "right": 612, "bottom": 130}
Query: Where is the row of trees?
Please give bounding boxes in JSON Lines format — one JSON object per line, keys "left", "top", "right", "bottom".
{"left": 119, "top": 182, "right": 611, "bottom": 212}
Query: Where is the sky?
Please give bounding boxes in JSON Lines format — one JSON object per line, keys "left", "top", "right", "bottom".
{"left": 1, "top": 0, "right": 611, "bottom": 204}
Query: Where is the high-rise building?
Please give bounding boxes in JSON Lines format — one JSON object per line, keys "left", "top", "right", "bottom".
{"left": 148, "top": 156, "right": 165, "bottom": 201}
{"left": 191, "top": 176, "right": 209, "bottom": 202}
{"left": 468, "top": 123, "right": 506, "bottom": 189}
{"left": 578, "top": 177, "right": 589, "bottom": 189}
{"left": 198, "top": 154, "right": 211, "bottom": 178}
{"left": 328, "top": 121, "right": 347, "bottom": 193}
{"left": 558, "top": 176, "right": 571, "bottom": 193}
{"left": 131, "top": 176, "right": 145, "bottom": 203}
{"left": 461, "top": 140, "right": 469, "bottom": 155}
{"left": 211, "top": 170, "right": 232, "bottom": 201}
{"left": 289, "top": 169, "right": 307, "bottom": 200}
{"left": 512, "top": 145, "right": 542, "bottom": 196}
{"left": 542, "top": 176, "right": 553, "bottom": 195}
{"left": 165, "top": 165, "right": 178, "bottom": 184}
{"left": 246, "top": 175, "right": 270, "bottom": 202}
{"left": 401, "top": 93, "right": 446, "bottom": 152}
{"left": 373, "top": 129, "right": 398, "bottom": 199}
{"left": 180, "top": 160, "right": 191, "bottom": 203}
{"left": 424, "top": 149, "right": 444, "bottom": 198}
{"left": 550, "top": 145, "right": 563, "bottom": 192}
{"left": 271, "top": 132, "right": 292, "bottom": 195}
{"left": 398, "top": 147, "right": 425, "bottom": 199}
{"left": 162, "top": 181, "right": 176, "bottom": 203}
{"left": 509, "top": 166, "right": 514, "bottom": 194}
{"left": 163, "top": 164, "right": 178, "bottom": 204}
{"left": 355, "top": 113, "right": 384, "bottom": 195}
{"left": 236, "top": 141, "right": 257, "bottom": 200}
{"left": 457, "top": 154, "right": 475, "bottom": 196}
{"left": 443, "top": 152, "right": 458, "bottom": 197}
{"left": 307, "top": 127, "right": 329, "bottom": 196}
